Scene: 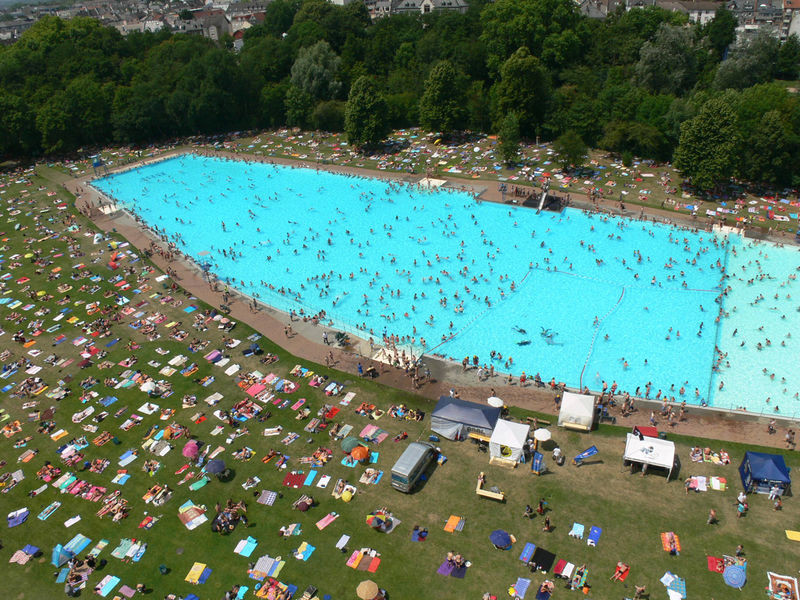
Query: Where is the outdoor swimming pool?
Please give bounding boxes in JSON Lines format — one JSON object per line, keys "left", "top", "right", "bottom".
{"left": 93, "top": 154, "right": 800, "bottom": 415}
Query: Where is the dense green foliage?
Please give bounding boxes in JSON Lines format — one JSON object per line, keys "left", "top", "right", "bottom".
{"left": 2, "top": 1, "right": 800, "bottom": 189}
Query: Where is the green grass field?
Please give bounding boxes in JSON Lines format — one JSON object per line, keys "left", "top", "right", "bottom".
{"left": 0, "top": 158, "right": 797, "bottom": 600}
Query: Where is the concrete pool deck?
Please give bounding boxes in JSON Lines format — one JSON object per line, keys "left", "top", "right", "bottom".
{"left": 62, "top": 147, "right": 798, "bottom": 450}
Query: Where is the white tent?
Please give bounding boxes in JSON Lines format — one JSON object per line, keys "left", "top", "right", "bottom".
{"left": 623, "top": 433, "right": 677, "bottom": 481}
{"left": 489, "top": 419, "right": 530, "bottom": 467}
{"left": 558, "top": 392, "right": 596, "bottom": 431}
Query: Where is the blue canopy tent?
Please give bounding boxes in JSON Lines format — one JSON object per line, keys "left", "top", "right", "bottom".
{"left": 739, "top": 451, "right": 791, "bottom": 495}
{"left": 51, "top": 544, "right": 74, "bottom": 567}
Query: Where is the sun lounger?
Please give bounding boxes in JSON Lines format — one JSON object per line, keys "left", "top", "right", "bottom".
{"left": 568, "top": 522, "right": 584, "bottom": 539}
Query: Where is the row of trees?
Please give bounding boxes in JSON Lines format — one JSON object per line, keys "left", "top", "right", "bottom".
{"left": 1, "top": 0, "right": 799, "bottom": 190}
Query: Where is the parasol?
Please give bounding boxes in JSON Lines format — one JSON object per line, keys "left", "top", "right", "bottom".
{"left": 205, "top": 459, "right": 226, "bottom": 474}
{"left": 356, "top": 580, "right": 379, "bottom": 600}
{"left": 351, "top": 445, "right": 369, "bottom": 461}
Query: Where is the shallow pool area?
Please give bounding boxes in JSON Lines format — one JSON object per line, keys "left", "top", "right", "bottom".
{"left": 92, "top": 154, "right": 800, "bottom": 415}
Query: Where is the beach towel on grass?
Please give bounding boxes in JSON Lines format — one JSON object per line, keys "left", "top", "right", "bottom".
{"left": 256, "top": 490, "right": 277, "bottom": 506}
{"left": 315, "top": 512, "right": 339, "bottom": 530}
{"left": 294, "top": 541, "right": 315, "bottom": 561}
{"left": 520, "top": 542, "right": 535, "bottom": 563}
{"left": 707, "top": 556, "right": 724, "bottom": 572}
{"left": 444, "top": 515, "right": 463, "bottom": 532}
{"left": 96, "top": 575, "right": 120, "bottom": 597}
{"left": 661, "top": 532, "right": 681, "bottom": 553}
{"left": 512, "top": 577, "right": 531, "bottom": 599}
{"left": 234, "top": 536, "right": 258, "bottom": 557}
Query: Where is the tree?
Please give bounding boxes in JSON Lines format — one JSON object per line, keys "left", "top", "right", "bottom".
{"left": 552, "top": 130, "right": 587, "bottom": 170}
{"left": 480, "top": 0, "right": 580, "bottom": 75}
{"left": 490, "top": 47, "right": 550, "bottom": 137}
{"left": 418, "top": 60, "right": 466, "bottom": 136}
{"left": 179, "top": 9, "right": 193, "bottom": 20}
{"left": 702, "top": 7, "right": 736, "bottom": 59}
{"left": 497, "top": 112, "right": 521, "bottom": 165}
{"left": 634, "top": 24, "right": 697, "bottom": 95}
{"left": 777, "top": 34, "right": 800, "bottom": 80}
{"left": 674, "top": 97, "right": 739, "bottom": 191}
{"left": 260, "top": 81, "right": 290, "bottom": 128}
{"left": 739, "top": 110, "right": 797, "bottom": 185}
{"left": 344, "top": 75, "right": 390, "bottom": 149}
{"left": 284, "top": 85, "right": 314, "bottom": 128}
{"left": 713, "top": 31, "right": 780, "bottom": 90}
{"left": 290, "top": 40, "right": 342, "bottom": 101}
{"left": 0, "top": 91, "right": 38, "bottom": 157}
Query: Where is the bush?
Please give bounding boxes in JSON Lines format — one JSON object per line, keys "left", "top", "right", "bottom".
{"left": 312, "top": 100, "right": 346, "bottom": 132}
{"left": 622, "top": 151, "right": 633, "bottom": 167}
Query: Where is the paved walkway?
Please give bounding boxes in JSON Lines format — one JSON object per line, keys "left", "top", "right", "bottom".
{"left": 58, "top": 150, "right": 797, "bottom": 451}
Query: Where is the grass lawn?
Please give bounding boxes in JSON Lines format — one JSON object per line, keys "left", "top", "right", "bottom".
{"left": 0, "top": 158, "right": 797, "bottom": 600}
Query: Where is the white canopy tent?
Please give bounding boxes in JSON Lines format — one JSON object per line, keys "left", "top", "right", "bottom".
{"left": 489, "top": 419, "right": 530, "bottom": 467}
{"left": 558, "top": 392, "right": 596, "bottom": 431}
{"left": 623, "top": 433, "right": 677, "bottom": 481}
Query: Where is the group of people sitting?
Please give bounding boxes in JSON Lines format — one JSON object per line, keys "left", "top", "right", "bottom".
{"left": 211, "top": 498, "right": 248, "bottom": 534}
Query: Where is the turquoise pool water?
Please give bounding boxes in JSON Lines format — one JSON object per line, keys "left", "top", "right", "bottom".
{"left": 93, "top": 154, "right": 800, "bottom": 415}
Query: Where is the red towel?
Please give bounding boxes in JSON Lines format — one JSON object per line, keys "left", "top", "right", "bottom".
{"left": 707, "top": 556, "right": 724, "bottom": 573}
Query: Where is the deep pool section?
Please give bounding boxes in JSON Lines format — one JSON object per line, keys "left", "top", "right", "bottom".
{"left": 92, "top": 153, "right": 799, "bottom": 414}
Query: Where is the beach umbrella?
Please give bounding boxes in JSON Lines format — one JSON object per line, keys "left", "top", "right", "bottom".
{"left": 296, "top": 499, "right": 311, "bottom": 512}
{"left": 534, "top": 429, "right": 551, "bottom": 442}
{"left": 341, "top": 436, "right": 361, "bottom": 453}
{"left": 723, "top": 565, "right": 746, "bottom": 589}
{"left": 351, "top": 445, "right": 369, "bottom": 462}
{"left": 341, "top": 489, "right": 353, "bottom": 502}
{"left": 356, "top": 580, "right": 379, "bottom": 600}
{"left": 205, "top": 459, "right": 226, "bottom": 475}
{"left": 182, "top": 440, "right": 200, "bottom": 458}
{"left": 487, "top": 396, "right": 504, "bottom": 408}
{"left": 140, "top": 381, "right": 156, "bottom": 393}
{"left": 489, "top": 529, "right": 513, "bottom": 549}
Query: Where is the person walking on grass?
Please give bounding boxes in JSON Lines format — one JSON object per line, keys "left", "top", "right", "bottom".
{"left": 707, "top": 508, "right": 717, "bottom": 525}
{"left": 542, "top": 515, "right": 551, "bottom": 532}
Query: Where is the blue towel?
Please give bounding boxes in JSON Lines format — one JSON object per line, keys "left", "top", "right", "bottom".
{"left": 304, "top": 470, "right": 317, "bottom": 486}
{"left": 64, "top": 534, "right": 91, "bottom": 554}
{"left": 520, "top": 542, "right": 536, "bottom": 562}
{"left": 56, "top": 568, "right": 69, "bottom": 583}
{"left": 514, "top": 577, "right": 532, "bottom": 599}
{"left": 198, "top": 567, "right": 212, "bottom": 584}
{"left": 100, "top": 396, "right": 118, "bottom": 407}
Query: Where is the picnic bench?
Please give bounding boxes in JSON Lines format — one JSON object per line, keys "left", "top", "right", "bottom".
{"left": 476, "top": 472, "right": 505, "bottom": 502}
